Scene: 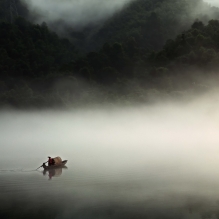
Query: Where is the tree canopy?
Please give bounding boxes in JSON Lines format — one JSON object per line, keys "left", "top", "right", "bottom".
{"left": 1, "top": 0, "right": 219, "bottom": 108}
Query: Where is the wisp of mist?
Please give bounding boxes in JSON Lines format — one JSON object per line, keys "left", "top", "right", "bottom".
{"left": 21, "top": 0, "right": 134, "bottom": 28}
{"left": 204, "top": 0, "right": 219, "bottom": 7}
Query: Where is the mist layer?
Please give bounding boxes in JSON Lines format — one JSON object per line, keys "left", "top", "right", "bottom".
{"left": 21, "top": 0, "right": 134, "bottom": 27}
{"left": 204, "top": 0, "right": 219, "bottom": 7}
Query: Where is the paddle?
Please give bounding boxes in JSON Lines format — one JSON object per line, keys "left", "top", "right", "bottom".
{"left": 36, "top": 161, "right": 48, "bottom": 170}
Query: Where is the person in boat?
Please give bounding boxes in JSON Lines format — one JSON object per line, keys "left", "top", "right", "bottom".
{"left": 43, "top": 163, "right": 46, "bottom": 169}
{"left": 48, "top": 156, "right": 55, "bottom": 166}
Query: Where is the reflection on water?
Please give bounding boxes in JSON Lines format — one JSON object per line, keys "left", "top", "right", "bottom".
{"left": 42, "top": 166, "right": 68, "bottom": 180}
{"left": 1, "top": 167, "right": 219, "bottom": 219}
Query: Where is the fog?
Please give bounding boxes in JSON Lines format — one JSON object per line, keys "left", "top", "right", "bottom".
{"left": 21, "top": 0, "right": 134, "bottom": 28}
{"left": 204, "top": 0, "right": 219, "bottom": 7}
{"left": 1, "top": 94, "right": 219, "bottom": 175}
{"left": 2, "top": 96, "right": 219, "bottom": 218}
{"left": 21, "top": 0, "right": 219, "bottom": 30}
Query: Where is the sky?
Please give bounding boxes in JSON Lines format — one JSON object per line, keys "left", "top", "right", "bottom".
{"left": 21, "top": 0, "right": 134, "bottom": 28}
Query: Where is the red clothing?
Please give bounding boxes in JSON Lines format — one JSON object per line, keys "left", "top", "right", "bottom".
{"left": 48, "top": 157, "right": 53, "bottom": 166}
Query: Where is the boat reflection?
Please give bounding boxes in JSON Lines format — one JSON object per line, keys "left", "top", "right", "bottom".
{"left": 43, "top": 166, "right": 68, "bottom": 180}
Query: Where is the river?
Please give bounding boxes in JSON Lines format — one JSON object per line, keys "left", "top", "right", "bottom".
{"left": 1, "top": 103, "right": 219, "bottom": 219}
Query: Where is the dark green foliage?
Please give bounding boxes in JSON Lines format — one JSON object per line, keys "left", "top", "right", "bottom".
{"left": 0, "top": 17, "right": 76, "bottom": 79}
{"left": 0, "top": 0, "right": 29, "bottom": 22}
{"left": 152, "top": 19, "right": 219, "bottom": 69}
{"left": 73, "top": 0, "right": 219, "bottom": 52}
{"left": 1, "top": 0, "right": 219, "bottom": 108}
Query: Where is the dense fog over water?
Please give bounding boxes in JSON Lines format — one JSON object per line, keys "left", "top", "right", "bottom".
{"left": 1, "top": 97, "right": 219, "bottom": 173}
{"left": 1, "top": 97, "right": 219, "bottom": 218}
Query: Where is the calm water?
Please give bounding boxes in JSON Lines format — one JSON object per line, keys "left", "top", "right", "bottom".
{"left": 1, "top": 104, "right": 219, "bottom": 219}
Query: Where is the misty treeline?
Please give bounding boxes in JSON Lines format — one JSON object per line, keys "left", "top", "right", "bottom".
{"left": 0, "top": 0, "right": 219, "bottom": 108}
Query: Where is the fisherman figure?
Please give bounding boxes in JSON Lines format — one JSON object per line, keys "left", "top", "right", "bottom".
{"left": 43, "top": 162, "right": 46, "bottom": 169}
{"left": 48, "top": 156, "right": 54, "bottom": 166}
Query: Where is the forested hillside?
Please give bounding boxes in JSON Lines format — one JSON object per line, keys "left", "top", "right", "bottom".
{"left": 1, "top": 0, "right": 219, "bottom": 108}
{"left": 0, "top": 0, "right": 28, "bottom": 22}
{"left": 0, "top": 18, "right": 76, "bottom": 79}
{"left": 70, "top": 0, "right": 219, "bottom": 52}
{"left": 63, "top": 19, "right": 219, "bottom": 89}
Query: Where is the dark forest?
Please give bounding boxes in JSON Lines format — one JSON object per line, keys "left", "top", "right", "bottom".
{"left": 1, "top": 0, "right": 219, "bottom": 108}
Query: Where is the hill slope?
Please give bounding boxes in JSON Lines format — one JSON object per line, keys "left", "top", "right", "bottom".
{"left": 70, "top": 0, "right": 219, "bottom": 52}
{"left": 1, "top": 0, "right": 219, "bottom": 108}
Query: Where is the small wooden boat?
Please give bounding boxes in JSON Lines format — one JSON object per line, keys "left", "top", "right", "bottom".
{"left": 43, "top": 160, "right": 68, "bottom": 170}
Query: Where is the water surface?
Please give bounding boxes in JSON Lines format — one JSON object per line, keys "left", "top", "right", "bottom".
{"left": 1, "top": 104, "right": 219, "bottom": 219}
